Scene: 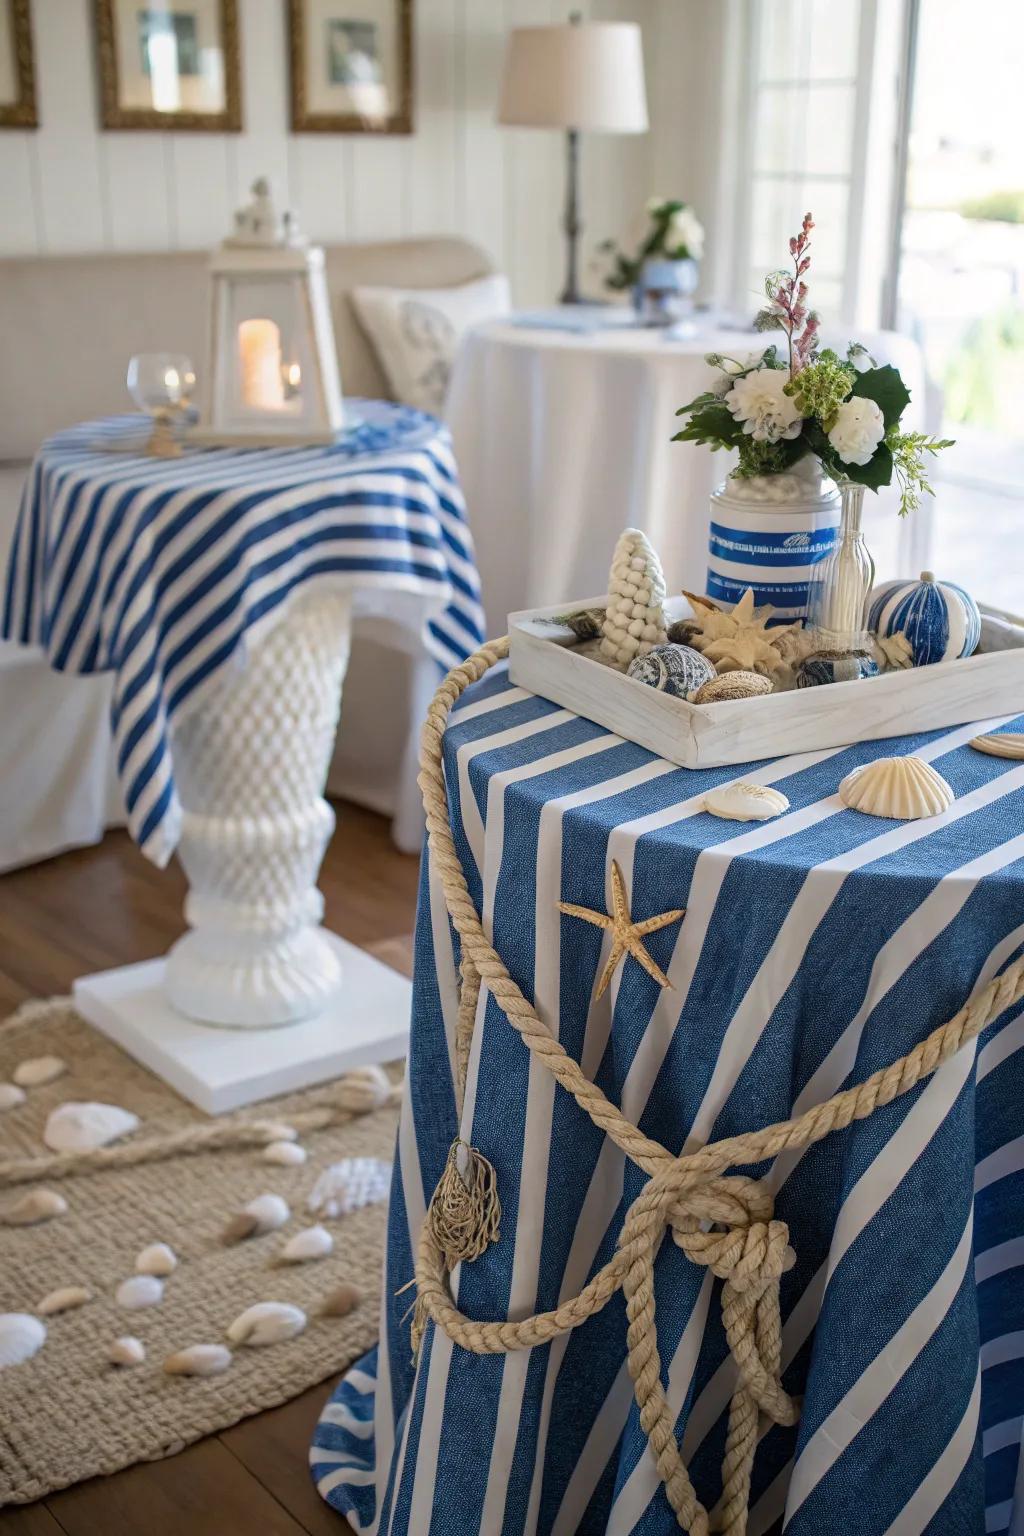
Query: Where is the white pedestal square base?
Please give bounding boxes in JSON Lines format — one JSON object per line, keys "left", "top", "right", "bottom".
{"left": 73, "top": 934, "right": 411, "bottom": 1115}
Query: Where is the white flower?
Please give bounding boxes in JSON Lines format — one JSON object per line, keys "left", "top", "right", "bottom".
{"left": 724, "top": 368, "right": 803, "bottom": 443}
{"left": 827, "top": 396, "right": 885, "bottom": 466}
{"left": 667, "top": 206, "right": 704, "bottom": 259}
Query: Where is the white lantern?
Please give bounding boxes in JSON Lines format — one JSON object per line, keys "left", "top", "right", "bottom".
{"left": 194, "top": 178, "right": 344, "bottom": 446}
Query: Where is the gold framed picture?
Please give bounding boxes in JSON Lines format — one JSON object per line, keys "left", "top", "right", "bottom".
{"left": 288, "top": 0, "right": 412, "bottom": 135}
{"left": 0, "top": 0, "right": 37, "bottom": 128}
{"left": 94, "top": 0, "right": 241, "bottom": 131}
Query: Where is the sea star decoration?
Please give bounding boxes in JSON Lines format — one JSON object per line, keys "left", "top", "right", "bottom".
{"left": 557, "top": 860, "right": 685, "bottom": 999}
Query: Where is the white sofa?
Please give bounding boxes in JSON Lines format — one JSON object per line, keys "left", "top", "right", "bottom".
{"left": 0, "top": 237, "right": 493, "bottom": 869}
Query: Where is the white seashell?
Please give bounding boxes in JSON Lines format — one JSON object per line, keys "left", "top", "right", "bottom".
{"left": 970, "top": 733, "right": 1024, "bottom": 761}
{"left": 246, "top": 1192, "right": 290, "bottom": 1230}
{"left": 13, "top": 1055, "right": 66, "bottom": 1088}
{"left": 3, "top": 1188, "right": 68, "bottom": 1226}
{"left": 109, "top": 1336, "right": 146, "bottom": 1367}
{"left": 263, "top": 1140, "right": 307, "bottom": 1166}
{"left": 136, "top": 1242, "right": 177, "bottom": 1277}
{"left": 261, "top": 1122, "right": 297, "bottom": 1142}
{"left": 691, "top": 671, "right": 772, "bottom": 705}
{"left": 0, "top": 1083, "right": 26, "bottom": 1110}
{"left": 704, "top": 782, "right": 790, "bottom": 823}
{"left": 838, "top": 756, "right": 954, "bottom": 820}
{"left": 307, "top": 1156, "right": 392, "bottom": 1219}
{"left": 226, "top": 1301, "right": 307, "bottom": 1347}
{"left": 43, "top": 1101, "right": 140, "bottom": 1154}
{"left": 0, "top": 1313, "right": 46, "bottom": 1369}
{"left": 280, "top": 1225, "right": 333, "bottom": 1264}
{"left": 116, "top": 1275, "right": 164, "bottom": 1310}
{"left": 37, "top": 1286, "right": 92, "bottom": 1316}
{"left": 164, "top": 1344, "right": 232, "bottom": 1377}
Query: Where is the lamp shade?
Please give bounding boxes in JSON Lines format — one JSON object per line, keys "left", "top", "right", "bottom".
{"left": 497, "top": 22, "right": 648, "bottom": 134}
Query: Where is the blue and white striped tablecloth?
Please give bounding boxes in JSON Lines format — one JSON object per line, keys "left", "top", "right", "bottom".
{"left": 312, "top": 664, "right": 1024, "bottom": 1535}
{"left": 1, "top": 402, "right": 484, "bottom": 866}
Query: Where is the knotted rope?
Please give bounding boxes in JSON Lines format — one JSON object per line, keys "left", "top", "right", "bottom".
{"left": 415, "top": 637, "right": 1024, "bottom": 1535}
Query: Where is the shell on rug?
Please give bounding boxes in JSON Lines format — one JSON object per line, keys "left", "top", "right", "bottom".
{"left": 3, "top": 1188, "right": 68, "bottom": 1226}
{"left": 307, "top": 1156, "right": 393, "bottom": 1219}
{"left": 336, "top": 1066, "right": 394, "bottom": 1114}
{"left": 226, "top": 1301, "right": 307, "bottom": 1347}
{"left": 703, "top": 782, "right": 790, "bottom": 823}
{"left": 109, "top": 1336, "right": 146, "bottom": 1367}
{"left": 320, "top": 1282, "right": 363, "bottom": 1318}
{"left": 0, "top": 1083, "right": 27, "bottom": 1111}
{"left": 164, "top": 1344, "right": 232, "bottom": 1377}
{"left": 43, "top": 1101, "right": 140, "bottom": 1154}
{"left": 12, "top": 1055, "right": 67, "bottom": 1088}
{"left": 136, "top": 1242, "right": 177, "bottom": 1277}
{"left": 970, "top": 733, "right": 1024, "bottom": 761}
{"left": 280, "top": 1224, "right": 334, "bottom": 1264}
{"left": 263, "top": 1140, "right": 307, "bottom": 1166}
{"left": 599, "top": 528, "right": 669, "bottom": 669}
{"left": 0, "top": 1313, "right": 46, "bottom": 1369}
{"left": 838, "top": 756, "right": 954, "bottom": 820}
{"left": 222, "top": 1191, "right": 291, "bottom": 1244}
{"left": 37, "top": 1286, "right": 92, "bottom": 1317}
{"left": 116, "top": 1275, "right": 164, "bottom": 1310}
{"left": 690, "top": 670, "right": 772, "bottom": 705}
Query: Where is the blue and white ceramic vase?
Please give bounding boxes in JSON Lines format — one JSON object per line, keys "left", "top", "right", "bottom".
{"left": 868, "top": 571, "right": 981, "bottom": 665}
{"left": 633, "top": 257, "right": 699, "bottom": 326}
{"left": 706, "top": 459, "right": 841, "bottom": 624}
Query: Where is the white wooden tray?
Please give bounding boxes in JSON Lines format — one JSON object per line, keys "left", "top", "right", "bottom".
{"left": 508, "top": 595, "right": 1024, "bottom": 769}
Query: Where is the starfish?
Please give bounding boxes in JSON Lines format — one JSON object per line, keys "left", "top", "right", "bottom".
{"left": 557, "top": 860, "right": 685, "bottom": 999}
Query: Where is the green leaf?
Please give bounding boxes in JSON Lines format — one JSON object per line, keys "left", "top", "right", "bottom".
{"left": 838, "top": 442, "right": 894, "bottom": 490}
{"left": 850, "top": 365, "right": 911, "bottom": 430}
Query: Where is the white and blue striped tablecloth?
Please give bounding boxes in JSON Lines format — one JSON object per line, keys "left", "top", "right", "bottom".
{"left": 312, "top": 663, "right": 1024, "bottom": 1536}
{"left": 1, "top": 402, "right": 484, "bottom": 866}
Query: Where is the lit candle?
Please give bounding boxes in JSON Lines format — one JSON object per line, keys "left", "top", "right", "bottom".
{"left": 238, "top": 318, "right": 285, "bottom": 410}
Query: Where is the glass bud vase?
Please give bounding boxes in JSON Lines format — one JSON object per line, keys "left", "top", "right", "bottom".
{"left": 805, "top": 482, "right": 875, "bottom": 652}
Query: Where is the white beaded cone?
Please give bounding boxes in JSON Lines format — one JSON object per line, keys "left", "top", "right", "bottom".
{"left": 599, "top": 528, "right": 668, "bottom": 670}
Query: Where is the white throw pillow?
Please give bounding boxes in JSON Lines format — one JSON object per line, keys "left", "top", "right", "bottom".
{"left": 351, "top": 274, "right": 511, "bottom": 414}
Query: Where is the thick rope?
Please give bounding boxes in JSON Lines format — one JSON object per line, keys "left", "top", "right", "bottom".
{"left": 414, "top": 637, "right": 1024, "bottom": 1535}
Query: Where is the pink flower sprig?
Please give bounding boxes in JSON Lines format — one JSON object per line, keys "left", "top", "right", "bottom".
{"left": 759, "top": 212, "right": 820, "bottom": 374}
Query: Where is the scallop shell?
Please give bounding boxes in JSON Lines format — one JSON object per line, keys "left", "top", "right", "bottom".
{"left": 37, "top": 1286, "right": 92, "bottom": 1316}
{"left": 164, "top": 1344, "right": 232, "bottom": 1377}
{"left": 691, "top": 670, "right": 772, "bottom": 705}
{"left": 320, "top": 1283, "right": 363, "bottom": 1318}
{"left": 970, "top": 733, "right": 1024, "bottom": 761}
{"left": 0, "top": 1083, "right": 27, "bottom": 1110}
{"left": 280, "top": 1225, "right": 333, "bottom": 1264}
{"left": 3, "top": 1188, "right": 68, "bottom": 1226}
{"left": 226, "top": 1301, "right": 307, "bottom": 1347}
{"left": 838, "top": 756, "right": 954, "bottom": 820}
{"left": 136, "top": 1242, "right": 177, "bottom": 1276}
{"left": 109, "top": 1336, "right": 146, "bottom": 1367}
{"left": 703, "top": 782, "right": 790, "bottom": 823}
{"left": 13, "top": 1055, "right": 66, "bottom": 1088}
{"left": 307, "top": 1157, "right": 392, "bottom": 1219}
{"left": 263, "top": 1140, "right": 307, "bottom": 1166}
{"left": 43, "top": 1101, "right": 140, "bottom": 1154}
{"left": 0, "top": 1313, "right": 46, "bottom": 1369}
{"left": 116, "top": 1275, "right": 164, "bottom": 1310}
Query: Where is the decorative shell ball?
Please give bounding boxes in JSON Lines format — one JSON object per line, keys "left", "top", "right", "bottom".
{"left": 627, "top": 644, "right": 715, "bottom": 700}
{"left": 838, "top": 756, "right": 954, "bottom": 820}
{"left": 868, "top": 572, "right": 981, "bottom": 666}
{"left": 796, "top": 650, "right": 880, "bottom": 688}
{"left": 599, "top": 528, "right": 668, "bottom": 670}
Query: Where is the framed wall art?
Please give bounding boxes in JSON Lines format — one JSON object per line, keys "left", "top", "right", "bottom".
{"left": 94, "top": 0, "right": 241, "bottom": 130}
{"left": 288, "top": 0, "right": 412, "bottom": 135}
{"left": 0, "top": 0, "right": 37, "bottom": 128}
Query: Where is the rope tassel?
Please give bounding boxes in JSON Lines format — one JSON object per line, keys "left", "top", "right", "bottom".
{"left": 428, "top": 1138, "right": 501, "bottom": 1271}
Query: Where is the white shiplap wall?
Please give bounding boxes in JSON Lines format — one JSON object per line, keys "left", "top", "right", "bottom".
{"left": 0, "top": 0, "right": 658, "bottom": 306}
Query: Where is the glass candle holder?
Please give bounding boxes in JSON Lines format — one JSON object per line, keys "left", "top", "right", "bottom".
{"left": 127, "top": 353, "right": 196, "bottom": 457}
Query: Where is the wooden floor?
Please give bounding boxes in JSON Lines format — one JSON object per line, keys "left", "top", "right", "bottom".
{"left": 0, "top": 802, "right": 421, "bottom": 1536}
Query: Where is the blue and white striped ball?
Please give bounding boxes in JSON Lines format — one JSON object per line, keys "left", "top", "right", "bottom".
{"left": 868, "top": 571, "right": 981, "bottom": 667}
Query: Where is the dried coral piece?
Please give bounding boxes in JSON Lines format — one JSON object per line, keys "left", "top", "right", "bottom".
{"left": 109, "top": 1336, "right": 146, "bottom": 1367}
{"left": 0, "top": 1313, "right": 46, "bottom": 1369}
{"left": 691, "top": 671, "right": 772, "bottom": 704}
{"left": 838, "top": 756, "right": 954, "bottom": 820}
{"left": 13, "top": 1055, "right": 66, "bottom": 1088}
{"left": 320, "top": 1282, "right": 363, "bottom": 1318}
{"left": 599, "top": 529, "right": 668, "bottom": 669}
{"left": 164, "top": 1344, "right": 231, "bottom": 1377}
{"left": 226, "top": 1302, "right": 307, "bottom": 1347}
{"left": 3, "top": 1189, "right": 68, "bottom": 1226}
{"left": 37, "top": 1286, "right": 92, "bottom": 1317}
{"left": 868, "top": 630, "right": 914, "bottom": 672}
{"left": 685, "top": 588, "right": 798, "bottom": 681}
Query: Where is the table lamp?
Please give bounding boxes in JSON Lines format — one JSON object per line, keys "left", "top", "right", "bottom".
{"left": 498, "top": 15, "right": 648, "bottom": 306}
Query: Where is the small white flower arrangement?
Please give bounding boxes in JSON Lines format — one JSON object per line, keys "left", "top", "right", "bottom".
{"left": 673, "top": 213, "right": 952, "bottom": 514}
{"left": 599, "top": 198, "right": 705, "bottom": 293}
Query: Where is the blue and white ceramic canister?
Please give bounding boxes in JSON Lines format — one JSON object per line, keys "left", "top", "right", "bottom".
{"left": 868, "top": 571, "right": 981, "bottom": 666}
{"left": 707, "top": 462, "right": 841, "bottom": 623}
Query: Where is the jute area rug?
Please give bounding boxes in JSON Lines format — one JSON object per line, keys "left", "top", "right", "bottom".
{"left": 0, "top": 997, "right": 401, "bottom": 1507}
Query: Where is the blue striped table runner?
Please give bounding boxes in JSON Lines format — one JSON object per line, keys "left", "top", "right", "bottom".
{"left": 1, "top": 403, "right": 485, "bottom": 865}
{"left": 313, "top": 664, "right": 1024, "bottom": 1535}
